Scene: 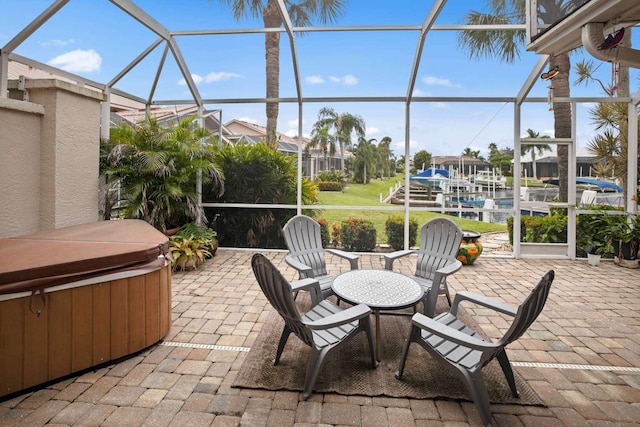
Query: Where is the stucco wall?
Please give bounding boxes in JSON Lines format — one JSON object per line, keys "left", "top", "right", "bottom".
{"left": 0, "top": 98, "right": 44, "bottom": 237}
{"left": 0, "top": 79, "right": 104, "bottom": 238}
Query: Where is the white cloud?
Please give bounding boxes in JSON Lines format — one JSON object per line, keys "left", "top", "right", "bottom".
{"left": 179, "top": 71, "right": 241, "bottom": 86}
{"left": 422, "top": 75, "right": 461, "bottom": 88}
{"left": 288, "top": 118, "right": 305, "bottom": 128}
{"left": 178, "top": 74, "right": 204, "bottom": 85}
{"left": 285, "top": 129, "right": 310, "bottom": 138}
{"left": 342, "top": 74, "right": 358, "bottom": 85}
{"left": 40, "top": 38, "right": 75, "bottom": 47}
{"left": 328, "top": 74, "right": 358, "bottom": 85}
{"left": 367, "top": 127, "right": 380, "bottom": 136}
{"left": 47, "top": 49, "right": 101, "bottom": 72}
{"left": 205, "top": 71, "right": 242, "bottom": 82}
{"left": 305, "top": 75, "right": 324, "bottom": 84}
{"left": 412, "top": 88, "right": 428, "bottom": 96}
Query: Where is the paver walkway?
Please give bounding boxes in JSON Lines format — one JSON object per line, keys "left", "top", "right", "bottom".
{"left": 1, "top": 248, "right": 640, "bottom": 426}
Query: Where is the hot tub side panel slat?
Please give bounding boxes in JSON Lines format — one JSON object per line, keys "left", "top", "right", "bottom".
{"left": 110, "top": 279, "right": 129, "bottom": 360}
{"left": 92, "top": 283, "right": 111, "bottom": 365}
{"left": 48, "top": 291, "right": 72, "bottom": 380}
{"left": 160, "top": 267, "right": 171, "bottom": 337}
{"left": 0, "top": 298, "right": 25, "bottom": 395}
{"left": 71, "top": 286, "right": 93, "bottom": 372}
{"left": 24, "top": 297, "right": 48, "bottom": 389}
{"left": 129, "top": 275, "right": 146, "bottom": 353}
{"left": 145, "top": 271, "right": 160, "bottom": 345}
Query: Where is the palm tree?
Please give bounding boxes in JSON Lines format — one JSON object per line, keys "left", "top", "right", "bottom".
{"left": 107, "top": 116, "right": 224, "bottom": 232}
{"left": 353, "top": 137, "right": 380, "bottom": 184}
{"left": 217, "top": 0, "right": 347, "bottom": 147}
{"left": 377, "top": 136, "right": 393, "bottom": 178}
{"left": 458, "top": 0, "right": 581, "bottom": 202}
{"left": 522, "top": 129, "right": 551, "bottom": 180}
{"left": 462, "top": 147, "right": 480, "bottom": 158}
{"left": 307, "top": 123, "right": 336, "bottom": 171}
{"left": 314, "top": 107, "right": 366, "bottom": 171}
{"left": 488, "top": 142, "right": 514, "bottom": 174}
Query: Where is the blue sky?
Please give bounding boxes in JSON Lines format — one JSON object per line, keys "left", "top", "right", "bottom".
{"left": 1, "top": 0, "right": 638, "bottom": 159}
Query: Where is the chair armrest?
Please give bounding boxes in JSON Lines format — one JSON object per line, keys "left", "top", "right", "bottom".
{"left": 383, "top": 249, "right": 415, "bottom": 270}
{"left": 450, "top": 291, "right": 517, "bottom": 317}
{"left": 304, "top": 303, "right": 371, "bottom": 330}
{"left": 285, "top": 255, "right": 312, "bottom": 275}
{"left": 290, "top": 278, "right": 322, "bottom": 305}
{"left": 326, "top": 249, "right": 359, "bottom": 270}
{"left": 436, "top": 260, "right": 463, "bottom": 276}
{"left": 411, "top": 313, "right": 495, "bottom": 351}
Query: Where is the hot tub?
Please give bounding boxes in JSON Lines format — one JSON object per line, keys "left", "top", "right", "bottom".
{"left": 0, "top": 220, "right": 172, "bottom": 399}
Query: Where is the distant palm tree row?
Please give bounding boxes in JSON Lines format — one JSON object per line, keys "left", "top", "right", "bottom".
{"left": 306, "top": 108, "right": 395, "bottom": 183}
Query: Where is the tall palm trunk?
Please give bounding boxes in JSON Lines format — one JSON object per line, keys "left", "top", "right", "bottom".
{"left": 532, "top": 151, "right": 537, "bottom": 180}
{"left": 263, "top": 0, "right": 281, "bottom": 149}
{"left": 551, "top": 53, "right": 571, "bottom": 203}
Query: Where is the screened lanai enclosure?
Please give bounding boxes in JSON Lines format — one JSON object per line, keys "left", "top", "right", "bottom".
{"left": 1, "top": 0, "right": 639, "bottom": 258}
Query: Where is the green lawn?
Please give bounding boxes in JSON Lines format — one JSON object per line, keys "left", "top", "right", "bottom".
{"left": 315, "top": 177, "right": 507, "bottom": 245}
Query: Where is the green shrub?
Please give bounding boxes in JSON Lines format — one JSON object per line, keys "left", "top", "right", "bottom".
{"left": 316, "top": 170, "right": 347, "bottom": 188}
{"left": 317, "top": 219, "right": 331, "bottom": 247}
{"left": 576, "top": 205, "right": 621, "bottom": 257}
{"left": 507, "top": 214, "right": 567, "bottom": 244}
{"left": 317, "top": 181, "right": 342, "bottom": 191}
{"left": 203, "top": 142, "right": 319, "bottom": 248}
{"left": 385, "top": 215, "right": 418, "bottom": 250}
{"left": 340, "top": 217, "right": 377, "bottom": 251}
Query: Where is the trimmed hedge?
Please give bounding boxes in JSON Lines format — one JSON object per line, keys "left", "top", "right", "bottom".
{"left": 340, "top": 217, "right": 377, "bottom": 252}
{"left": 385, "top": 215, "right": 418, "bottom": 250}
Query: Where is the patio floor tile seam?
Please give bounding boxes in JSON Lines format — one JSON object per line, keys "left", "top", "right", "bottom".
{"left": 160, "top": 341, "right": 251, "bottom": 352}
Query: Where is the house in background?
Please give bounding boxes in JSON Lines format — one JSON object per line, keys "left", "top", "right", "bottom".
{"left": 431, "top": 155, "right": 493, "bottom": 176}
{"left": 519, "top": 147, "right": 599, "bottom": 180}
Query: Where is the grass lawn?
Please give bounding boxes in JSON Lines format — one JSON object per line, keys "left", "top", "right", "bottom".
{"left": 315, "top": 177, "right": 507, "bottom": 245}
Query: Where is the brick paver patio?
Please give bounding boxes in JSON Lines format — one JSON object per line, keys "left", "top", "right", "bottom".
{"left": 1, "top": 248, "right": 640, "bottom": 426}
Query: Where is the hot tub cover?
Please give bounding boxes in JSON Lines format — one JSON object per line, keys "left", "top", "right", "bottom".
{"left": 0, "top": 220, "right": 170, "bottom": 294}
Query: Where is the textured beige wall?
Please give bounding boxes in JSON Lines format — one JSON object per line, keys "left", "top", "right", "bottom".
{"left": 0, "top": 79, "right": 104, "bottom": 238}
{"left": 0, "top": 98, "right": 44, "bottom": 237}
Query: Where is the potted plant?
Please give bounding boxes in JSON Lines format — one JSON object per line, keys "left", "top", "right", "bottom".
{"left": 170, "top": 223, "right": 218, "bottom": 271}
{"left": 170, "top": 234, "right": 212, "bottom": 271}
{"left": 603, "top": 213, "right": 639, "bottom": 268}
{"left": 584, "top": 243, "right": 606, "bottom": 266}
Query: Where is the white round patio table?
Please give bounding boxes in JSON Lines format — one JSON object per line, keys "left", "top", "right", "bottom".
{"left": 332, "top": 269, "right": 423, "bottom": 361}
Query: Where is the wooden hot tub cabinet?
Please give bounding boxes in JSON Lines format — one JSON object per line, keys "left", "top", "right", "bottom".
{"left": 0, "top": 220, "right": 172, "bottom": 399}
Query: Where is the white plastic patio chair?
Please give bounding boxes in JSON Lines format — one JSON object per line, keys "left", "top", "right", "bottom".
{"left": 395, "top": 270, "right": 555, "bottom": 427}
{"left": 251, "top": 253, "right": 377, "bottom": 400}
{"left": 283, "top": 214, "right": 359, "bottom": 300}
{"left": 384, "top": 217, "right": 464, "bottom": 317}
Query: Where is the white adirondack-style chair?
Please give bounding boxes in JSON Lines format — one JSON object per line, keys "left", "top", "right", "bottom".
{"left": 396, "top": 270, "right": 555, "bottom": 427}
{"left": 384, "top": 217, "right": 464, "bottom": 317}
{"left": 283, "top": 214, "right": 359, "bottom": 300}
{"left": 251, "top": 253, "right": 377, "bottom": 400}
